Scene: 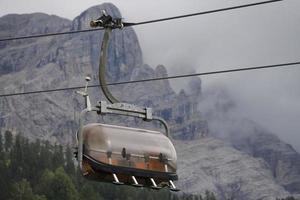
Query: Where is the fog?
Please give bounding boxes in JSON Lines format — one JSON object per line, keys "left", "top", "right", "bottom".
{"left": 1, "top": 0, "right": 300, "bottom": 151}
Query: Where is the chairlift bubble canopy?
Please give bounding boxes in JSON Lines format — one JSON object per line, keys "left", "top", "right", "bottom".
{"left": 81, "top": 123, "right": 178, "bottom": 184}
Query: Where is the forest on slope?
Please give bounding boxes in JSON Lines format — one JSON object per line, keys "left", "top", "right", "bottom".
{"left": 0, "top": 130, "right": 221, "bottom": 200}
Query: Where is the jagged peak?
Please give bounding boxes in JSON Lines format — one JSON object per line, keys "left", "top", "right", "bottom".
{"left": 0, "top": 12, "right": 67, "bottom": 20}
{"left": 155, "top": 65, "right": 168, "bottom": 78}
{"left": 186, "top": 77, "right": 202, "bottom": 96}
{"left": 130, "top": 64, "right": 154, "bottom": 81}
{"left": 178, "top": 89, "right": 187, "bottom": 98}
{"left": 0, "top": 12, "right": 71, "bottom": 39}
{"left": 0, "top": 13, "right": 71, "bottom": 28}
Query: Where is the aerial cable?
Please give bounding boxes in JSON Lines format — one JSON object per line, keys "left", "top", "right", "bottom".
{"left": 0, "top": 0, "right": 282, "bottom": 42}
{"left": 0, "top": 28, "right": 104, "bottom": 42}
{"left": 0, "top": 60, "right": 298, "bottom": 98}
{"left": 122, "top": 0, "right": 283, "bottom": 27}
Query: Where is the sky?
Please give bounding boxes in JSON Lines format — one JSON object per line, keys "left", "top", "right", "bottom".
{"left": 1, "top": 0, "right": 300, "bottom": 151}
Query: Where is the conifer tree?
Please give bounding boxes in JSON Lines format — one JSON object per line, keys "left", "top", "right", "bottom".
{"left": 41, "top": 167, "right": 79, "bottom": 200}
{"left": 204, "top": 190, "right": 217, "bottom": 200}
{"left": 79, "top": 183, "right": 104, "bottom": 200}
{"left": 10, "top": 133, "right": 25, "bottom": 181}
{"left": 35, "top": 169, "right": 55, "bottom": 197}
{"left": 39, "top": 140, "right": 52, "bottom": 170}
{"left": 0, "top": 132, "right": 3, "bottom": 153}
{"left": 4, "top": 130, "right": 12, "bottom": 152}
{"left": 52, "top": 144, "right": 64, "bottom": 169}
{"left": 0, "top": 155, "right": 9, "bottom": 199}
{"left": 65, "top": 145, "right": 75, "bottom": 175}
{"left": 10, "top": 179, "right": 46, "bottom": 200}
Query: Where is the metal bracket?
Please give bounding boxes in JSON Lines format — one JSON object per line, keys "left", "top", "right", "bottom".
{"left": 96, "top": 101, "right": 169, "bottom": 137}
{"left": 90, "top": 10, "right": 123, "bottom": 29}
{"left": 97, "top": 101, "right": 153, "bottom": 121}
{"left": 76, "top": 76, "right": 92, "bottom": 111}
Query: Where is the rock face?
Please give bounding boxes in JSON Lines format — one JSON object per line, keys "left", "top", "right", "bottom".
{"left": 176, "top": 138, "right": 289, "bottom": 200}
{"left": 0, "top": 3, "right": 147, "bottom": 143}
{"left": 0, "top": 3, "right": 300, "bottom": 199}
{"left": 198, "top": 88, "right": 300, "bottom": 195}
{"left": 0, "top": 13, "right": 71, "bottom": 74}
{"left": 225, "top": 121, "right": 300, "bottom": 194}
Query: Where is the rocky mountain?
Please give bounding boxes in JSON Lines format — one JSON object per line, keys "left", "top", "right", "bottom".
{"left": 176, "top": 138, "right": 289, "bottom": 200}
{"left": 0, "top": 3, "right": 299, "bottom": 199}
{"left": 199, "top": 88, "right": 300, "bottom": 196}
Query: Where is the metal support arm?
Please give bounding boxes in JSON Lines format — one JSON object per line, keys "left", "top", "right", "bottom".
{"left": 99, "top": 28, "right": 119, "bottom": 104}
{"left": 152, "top": 116, "right": 170, "bottom": 138}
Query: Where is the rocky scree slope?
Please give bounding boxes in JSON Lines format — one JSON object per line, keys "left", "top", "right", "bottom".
{"left": 176, "top": 138, "right": 289, "bottom": 200}
{"left": 199, "top": 89, "right": 300, "bottom": 196}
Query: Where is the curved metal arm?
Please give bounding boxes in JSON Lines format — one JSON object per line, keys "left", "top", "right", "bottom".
{"left": 99, "top": 28, "right": 119, "bottom": 103}
{"left": 152, "top": 116, "right": 170, "bottom": 138}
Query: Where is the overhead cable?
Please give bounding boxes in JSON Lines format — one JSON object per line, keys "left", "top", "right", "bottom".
{"left": 0, "top": 60, "right": 298, "bottom": 98}
{"left": 123, "top": 0, "right": 283, "bottom": 27}
{"left": 0, "top": 28, "right": 104, "bottom": 42}
{"left": 0, "top": 0, "right": 282, "bottom": 42}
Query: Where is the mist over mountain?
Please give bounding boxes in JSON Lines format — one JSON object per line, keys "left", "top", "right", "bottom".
{"left": 0, "top": 3, "right": 299, "bottom": 199}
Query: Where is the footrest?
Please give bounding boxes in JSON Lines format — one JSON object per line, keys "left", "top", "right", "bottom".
{"left": 113, "top": 181, "right": 124, "bottom": 185}
{"left": 150, "top": 178, "right": 162, "bottom": 190}
{"left": 112, "top": 173, "right": 124, "bottom": 185}
{"left": 131, "top": 176, "right": 143, "bottom": 187}
{"left": 169, "top": 180, "right": 180, "bottom": 191}
{"left": 151, "top": 186, "right": 162, "bottom": 190}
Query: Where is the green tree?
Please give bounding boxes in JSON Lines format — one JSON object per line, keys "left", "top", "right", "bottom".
{"left": 79, "top": 183, "right": 103, "bottom": 200}
{"left": 39, "top": 141, "right": 53, "bottom": 170}
{"left": 10, "top": 133, "right": 25, "bottom": 181}
{"left": 52, "top": 145, "right": 64, "bottom": 169}
{"left": 4, "top": 130, "right": 13, "bottom": 152}
{"left": 39, "top": 167, "right": 78, "bottom": 200}
{"left": 24, "top": 137, "right": 41, "bottom": 184}
{"left": 52, "top": 167, "right": 78, "bottom": 200}
{"left": 0, "top": 156, "right": 9, "bottom": 199}
{"left": 204, "top": 190, "right": 216, "bottom": 200}
{"left": 35, "top": 169, "right": 55, "bottom": 197}
{"left": 0, "top": 132, "right": 3, "bottom": 153}
{"left": 9, "top": 179, "right": 46, "bottom": 200}
{"left": 65, "top": 145, "right": 75, "bottom": 175}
